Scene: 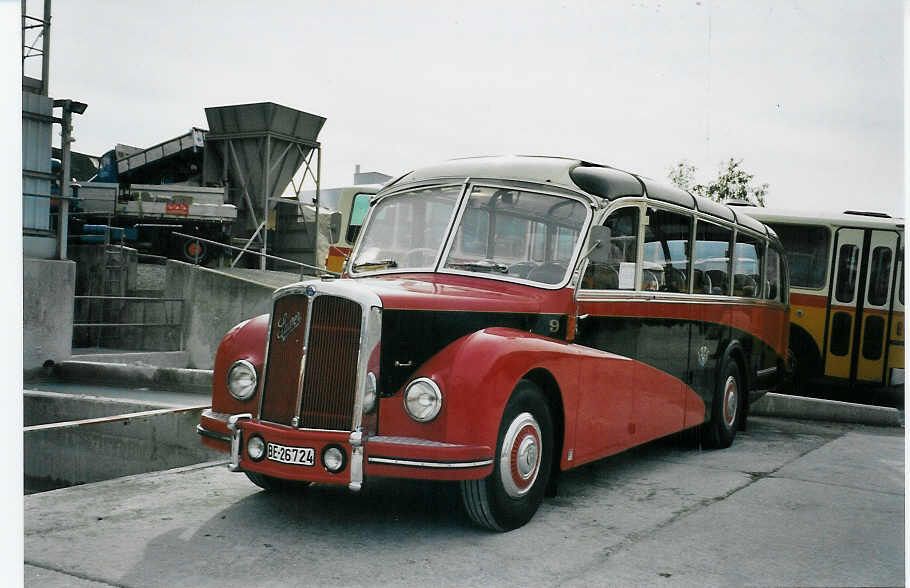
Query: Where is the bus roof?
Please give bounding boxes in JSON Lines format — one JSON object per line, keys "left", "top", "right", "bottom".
{"left": 388, "top": 155, "right": 773, "bottom": 236}
{"left": 733, "top": 205, "right": 905, "bottom": 231}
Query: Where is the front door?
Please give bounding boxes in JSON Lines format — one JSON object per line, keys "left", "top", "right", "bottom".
{"left": 824, "top": 227, "right": 901, "bottom": 385}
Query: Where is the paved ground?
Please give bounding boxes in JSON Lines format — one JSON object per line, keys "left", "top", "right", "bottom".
{"left": 23, "top": 416, "right": 904, "bottom": 587}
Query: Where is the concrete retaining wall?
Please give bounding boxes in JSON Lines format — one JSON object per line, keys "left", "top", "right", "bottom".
{"left": 165, "top": 261, "right": 279, "bottom": 369}
{"left": 24, "top": 259, "right": 76, "bottom": 370}
{"left": 24, "top": 392, "right": 220, "bottom": 490}
{"left": 25, "top": 390, "right": 168, "bottom": 426}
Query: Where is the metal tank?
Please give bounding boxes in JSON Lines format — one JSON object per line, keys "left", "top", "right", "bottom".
{"left": 203, "top": 102, "right": 326, "bottom": 270}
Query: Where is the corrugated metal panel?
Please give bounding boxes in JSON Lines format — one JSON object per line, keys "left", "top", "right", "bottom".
{"left": 22, "top": 92, "right": 52, "bottom": 232}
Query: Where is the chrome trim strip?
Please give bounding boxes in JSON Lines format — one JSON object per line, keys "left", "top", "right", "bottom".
{"left": 293, "top": 291, "right": 316, "bottom": 428}
{"left": 756, "top": 366, "right": 778, "bottom": 377}
{"left": 196, "top": 424, "right": 230, "bottom": 443}
{"left": 367, "top": 457, "right": 494, "bottom": 469}
{"left": 227, "top": 413, "right": 252, "bottom": 472}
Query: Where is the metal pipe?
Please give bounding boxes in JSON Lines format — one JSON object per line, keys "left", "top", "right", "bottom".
{"left": 58, "top": 103, "right": 71, "bottom": 260}
{"left": 262, "top": 135, "right": 270, "bottom": 270}
{"left": 315, "top": 145, "right": 321, "bottom": 261}
{"left": 41, "top": 0, "right": 50, "bottom": 95}
{"left": 172, "top": 231, "right": 338, "bottom": 276}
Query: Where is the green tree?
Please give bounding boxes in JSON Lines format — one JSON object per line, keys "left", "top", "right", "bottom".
{"left": 667, "top": 158, "right": 768, "bottom": 206}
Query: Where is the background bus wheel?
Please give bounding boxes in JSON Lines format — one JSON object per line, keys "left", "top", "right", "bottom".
{"left": 702, "top": 358, "right": 741, "bottom": 449}
{"left": 244, "top": 471, "right": 311, "bottom": 492}
{"left": 460, "top": 379, "right": 553, "bottom": 531}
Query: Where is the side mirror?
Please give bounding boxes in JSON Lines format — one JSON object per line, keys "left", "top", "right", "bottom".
{"left": 586, "top": 225, "right": 613, "bottom": 265}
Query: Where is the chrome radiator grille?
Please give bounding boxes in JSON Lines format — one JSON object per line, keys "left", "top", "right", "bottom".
{"left": 260, "top": 293, "right": 362, "bottom": 430}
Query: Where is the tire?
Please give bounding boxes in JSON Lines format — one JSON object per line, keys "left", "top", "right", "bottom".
{"left": 179, "top": 236, "right": 210, "bottom": 265}
{"left": 702, "top": 358, "right": 742, "bottom": 449}
{"left": 460, "top": 379, "right": 554, "bottom": 531}
{"left": 244, "top": 471, "right": 311, "bottom": 492}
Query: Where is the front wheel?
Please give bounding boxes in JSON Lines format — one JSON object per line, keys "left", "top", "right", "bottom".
{"left": 702, "top": 358, "right": 742, "bottom": 449}
{"left": 460, "top": 380, "right": 553, "bottom": 531}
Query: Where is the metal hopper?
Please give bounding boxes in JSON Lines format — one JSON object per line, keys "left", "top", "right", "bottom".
{"left": 203, "top": 102, "right": 326, "bottom": 268}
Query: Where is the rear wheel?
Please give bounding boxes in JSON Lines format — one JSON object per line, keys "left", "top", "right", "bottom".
{"left": 460, "top": 380, "right": 553, "bottom": 531}
{"left": 702, "top": 358, "right": 742, "bottom": 449}
{"left": 244, "top": 471, "right": 311, "bottom": 492}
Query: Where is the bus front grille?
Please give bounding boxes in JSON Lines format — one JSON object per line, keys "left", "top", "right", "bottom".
{"left": 260, "top": 294, "right": 362, "bottom": 430}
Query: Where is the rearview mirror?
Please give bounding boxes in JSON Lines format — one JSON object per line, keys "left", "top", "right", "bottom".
{"left": 586, "top": 225, "right": 613, "bottom": 265}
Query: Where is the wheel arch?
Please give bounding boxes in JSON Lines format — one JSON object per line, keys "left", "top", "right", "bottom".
{"left": 720, "top": 340, "right": 749, "bottom": 426}
{"left": 522, "top": 368, "right": 565, "bottom": 475}
{"left": 789, "top": 323, "right": 822, "bottom": 379}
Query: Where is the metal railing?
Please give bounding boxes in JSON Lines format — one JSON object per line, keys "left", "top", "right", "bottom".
{"left": 171, "top": 231, "right": 340, "bottom": 280}
{"left": 73, "top": 295, "right": 184, "bottom": 351}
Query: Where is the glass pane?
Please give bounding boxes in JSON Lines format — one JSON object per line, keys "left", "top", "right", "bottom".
{"left": 830, "top": 312, "right": 852, "bottom": 355}
{"left": 346, "top": 193, "right": 372, "bottom": 243}
{"left": 351, "top": 185, "right": 461, "bottom": 271}
{"left": 770, "top": 224, "right": 830, "bottom": 289}
{"left": 694, "top": 221, "right": 732, "bottom": 295}
{"left": 581, "top": 207, "right": 639, "bottom": 290}
{"left": 734, "top": 233, "right": 763, "bottom": 298}
{"left": 834, "top": 244, "right": 859, "bottom": 303}
{"left": 642, "top": 208, "right": 691, "bottom": 293}
{"left": 862, "top": 315, "right": 885, "bottom": 360}
{"left": 444, "top": 187, "right": 588, "bottom": 285}
{"left": 765, "top": 249, "right": 780, "bottom": 301}
{"left": 867, "top": 246, "right": 892, "bottom": 306}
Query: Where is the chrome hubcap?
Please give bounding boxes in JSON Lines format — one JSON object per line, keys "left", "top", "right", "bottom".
{"left": 500, "top": 412, "right": 542, "bottom": 498}
{"left": 723, "top": 375, "right": 738, "bottom": 428}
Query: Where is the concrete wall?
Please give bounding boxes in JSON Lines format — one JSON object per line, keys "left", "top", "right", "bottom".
{"left": 25, "top": 390, "right": 170, "bottom": 427}
{"left": 24, "top": 259, "right": 76, "bottom": 370}
{"left": 24, "top": 403, "right": 220, "bottom": 490}
{"left": 166, "top": 261, "right": 279, "bottom": 369}
{"left": 70, "top": 243, "right": 138, "bottom": 296}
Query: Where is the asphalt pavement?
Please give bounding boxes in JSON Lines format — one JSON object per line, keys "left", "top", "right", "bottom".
{"left": 24, "top": 415, "right": 904, "bottom": 587}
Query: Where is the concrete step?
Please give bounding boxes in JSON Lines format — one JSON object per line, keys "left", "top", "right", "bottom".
{"left": 70, "top": 349, "right": 189, "bottom": 368}
{"left": 52, "top": 359, "right": 212, "bottom": 394}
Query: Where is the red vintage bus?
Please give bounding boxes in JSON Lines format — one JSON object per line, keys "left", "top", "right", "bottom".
{"left": 198, "top": 156, "right": 789, "bottom": 531}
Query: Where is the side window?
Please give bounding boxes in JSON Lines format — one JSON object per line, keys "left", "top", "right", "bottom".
{"left": 642, "top": 208, "right": 691, "bottom": 293}
{"left": 834, "top": 244, "right": 859, "bottom": 303}
{"left": 770, "top": 224, "right": 830, "bottom": 289}
{"left": 734, "top": 232, "right": 764, "bottom": 298}
{"left": 765, "top": 248, "right": 781, "bottom": 301}
{"left": 581, "top": 206, "right": 639, "bottom": 290}
{"left": 346, "top": 193, "right": 372, "bottom": 244}
{"left": 694, "top": 220, "right": 732, "bottom": 295}
{"left": 867, "top": 246, "right": 892, "bottom": 306}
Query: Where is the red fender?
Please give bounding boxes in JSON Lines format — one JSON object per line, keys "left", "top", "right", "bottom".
{"left": 210, "top": 314, "right": 270, "bottom": 415}
{"left": 377, "top": 327, "right": 583, "bottom": 460}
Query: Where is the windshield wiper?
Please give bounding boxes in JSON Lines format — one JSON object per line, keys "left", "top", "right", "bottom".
{"left": 448, "top": 260, "right": 509, "bottom": 274}
{"left": 352, "top": 259, "right": 398, "bottom": 270}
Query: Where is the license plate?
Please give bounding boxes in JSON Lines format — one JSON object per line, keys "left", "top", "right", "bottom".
{"left": 266, "top": 442, "right": 315, "bottom": 466}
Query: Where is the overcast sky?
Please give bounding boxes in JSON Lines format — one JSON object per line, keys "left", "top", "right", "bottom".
{"left": 31, "top": 0, "right": 906, "bottom": 216}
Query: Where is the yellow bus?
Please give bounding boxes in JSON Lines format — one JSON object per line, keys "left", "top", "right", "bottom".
{"left": 735, "top": 206, "right": 904, "bottom": 390}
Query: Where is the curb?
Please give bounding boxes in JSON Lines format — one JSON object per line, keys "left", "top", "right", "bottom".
{"left": 752, "top": 392, "right": 903, "bottom": 428}
{"left": 52, "top": 360, "right": 213, "bottom": 395}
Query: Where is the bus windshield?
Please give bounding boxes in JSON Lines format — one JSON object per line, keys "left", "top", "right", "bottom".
{"left": 350, "top": 185, "right": 462, "bottom": 272}
{"left": 443, "top": 186, "right": 588, "bottom": 285}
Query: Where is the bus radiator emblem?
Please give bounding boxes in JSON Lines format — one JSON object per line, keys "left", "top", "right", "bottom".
{"left": 276, "top": 312, "right": 302, "bottom": 342}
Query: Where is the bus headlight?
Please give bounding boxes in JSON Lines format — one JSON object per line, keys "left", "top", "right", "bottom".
{"left": 227, "top": 360, "right": 258, "bottom": 401}
{"left": 363, "top": 372, "right": 377, "bottom": 413}
{"left": 403, "top": 377, "right": 442, "bottom": 423}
